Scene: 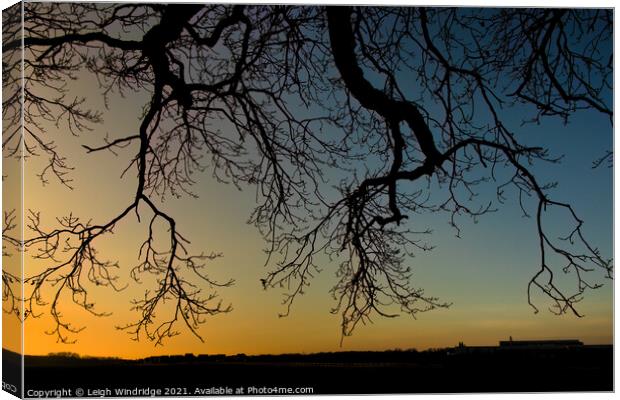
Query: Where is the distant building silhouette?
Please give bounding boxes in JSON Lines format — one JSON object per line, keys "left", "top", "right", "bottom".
{"left": 499, "top": 339, "right": 583, "bottom": 348}
{"left": 449, "top": 337, "right": 585, "bottom": 355}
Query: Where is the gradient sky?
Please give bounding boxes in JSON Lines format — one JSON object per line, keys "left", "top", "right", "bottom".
{"left": 2, "top": 4, "right": 613, "bottom": 359}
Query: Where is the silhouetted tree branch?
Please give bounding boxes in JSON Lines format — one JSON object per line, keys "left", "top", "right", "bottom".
{"left": 1, "top": 4, "right": 612, "bottom": 344}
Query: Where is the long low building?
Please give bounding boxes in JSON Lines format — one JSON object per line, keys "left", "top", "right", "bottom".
{"left": 499, "top": 339, "right": 583, "bottom": 348}
{"left": 448, "top": 338, "right": 587, "bottom": 355}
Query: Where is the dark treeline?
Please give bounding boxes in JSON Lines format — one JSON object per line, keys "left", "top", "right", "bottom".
{"left": 6, "top": 344, "right": 613, "bottom": 365}
{"left": 3, "top": 345, "right": 612, "bottom": 394}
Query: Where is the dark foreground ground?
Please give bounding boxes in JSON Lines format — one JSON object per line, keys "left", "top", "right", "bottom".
{"left": 3, "top": 345, "right": 613, "bottom": 397}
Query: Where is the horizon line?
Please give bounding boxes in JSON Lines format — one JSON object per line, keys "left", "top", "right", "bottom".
{"left": 3, "top": 340, "right": 614, "bottom": 361}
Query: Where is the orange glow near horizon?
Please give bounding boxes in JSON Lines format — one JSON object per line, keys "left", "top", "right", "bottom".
{"left": 19, "top": 151, "right": 612, "bottom": 359}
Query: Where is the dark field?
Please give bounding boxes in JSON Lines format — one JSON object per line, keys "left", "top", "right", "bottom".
{"left": 3, "top": 345, "right": 613, "bottom": 397}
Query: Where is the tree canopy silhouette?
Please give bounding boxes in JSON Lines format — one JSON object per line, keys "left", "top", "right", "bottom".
{"left": 2, "top": 3, "right": 613, "bottom": 345}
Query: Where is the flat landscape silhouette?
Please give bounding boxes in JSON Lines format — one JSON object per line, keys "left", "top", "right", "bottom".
{"left": 6, "top": 341, "right": 613, "bottom": 395}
